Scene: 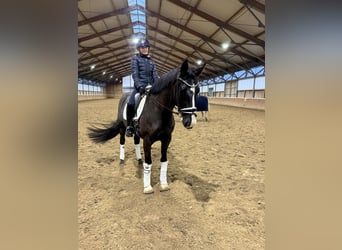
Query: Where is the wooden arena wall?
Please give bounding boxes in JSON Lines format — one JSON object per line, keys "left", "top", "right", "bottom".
{"left": 78, "top": 83, "right": 265, "bottom": 111}
{"left": 208, "top": 97, "right": 265, "bottom": 110}
{"left": 78, "top": 82, "right": 122, "bottom": 101}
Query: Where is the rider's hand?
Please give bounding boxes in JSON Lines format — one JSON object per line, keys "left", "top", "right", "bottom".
{"left": 138, "top": 86, "right": 145, "bottom": 94}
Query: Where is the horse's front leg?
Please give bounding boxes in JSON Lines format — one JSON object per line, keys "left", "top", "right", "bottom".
{"left": 134, "top": 135, "right": 143, "bottom": 164}
{"left": 142, "top": 138, "right": 153, "bottom": 194}
{"left": 159, "top": 135, "right": 172, "bottom": 192}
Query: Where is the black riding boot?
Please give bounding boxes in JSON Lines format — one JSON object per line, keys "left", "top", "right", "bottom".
{"left": 125, "top": 104, "right": 135, "bottom": 137}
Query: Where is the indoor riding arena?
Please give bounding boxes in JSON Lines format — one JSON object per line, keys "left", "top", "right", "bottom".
{"left": 78, "top": 0, "right": 265, "bottom": 249}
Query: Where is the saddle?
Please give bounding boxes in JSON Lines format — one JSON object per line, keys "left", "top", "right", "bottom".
{"left": 123, "top": 85, "right": 151, "bottom": 136}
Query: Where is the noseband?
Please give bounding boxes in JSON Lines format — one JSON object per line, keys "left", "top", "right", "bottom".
{"left": 177, "top": 77, "right": 199, "bottom": 116}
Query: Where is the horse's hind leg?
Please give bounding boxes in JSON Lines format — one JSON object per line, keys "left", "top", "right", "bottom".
{"left": 159, "top": 135, "right": 171, "bottom": 192}
{"left": 119, "top": 128, "right": 125, "bottom": 165}
{"left": 134, "top": 135, "right": 143, "bottom": 164}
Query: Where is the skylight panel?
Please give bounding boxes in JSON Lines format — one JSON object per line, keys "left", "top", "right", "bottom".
{"left": 128, "top": 0, "right": 146, "bottom": 35}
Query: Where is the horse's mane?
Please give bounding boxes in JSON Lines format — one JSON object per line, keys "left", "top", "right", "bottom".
{"left": 150, "top": 67, "right": 179, "bottom": 94}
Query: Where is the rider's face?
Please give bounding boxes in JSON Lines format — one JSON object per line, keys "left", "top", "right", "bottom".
{"left": 139, "top": 46, "right": 149, "bottom": 55}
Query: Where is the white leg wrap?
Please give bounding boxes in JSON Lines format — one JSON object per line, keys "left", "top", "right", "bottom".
{"left": 134, "top": 144, "right": 142, "bottom": 160}
{"left": 143, "top": 163, "right": 153, "bottom": 194}
{"left": 160, "top": 161, "right": 168, "bottom": 185}
{"left": 119, "top": 144, "right": 125, "bottom": 160}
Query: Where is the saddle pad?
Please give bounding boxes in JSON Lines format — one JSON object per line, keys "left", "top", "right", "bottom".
{"left": 123, "top": 95, "right": 147, "bottom": 121}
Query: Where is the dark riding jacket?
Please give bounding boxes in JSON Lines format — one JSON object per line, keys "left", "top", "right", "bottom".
{"left": 131, "top": 54, "right": 159, "bottom": 91}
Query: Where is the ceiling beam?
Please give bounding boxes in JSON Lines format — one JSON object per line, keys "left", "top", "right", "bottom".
{"left": 148, "top": 37, "right": 221, "bottom": 76}
{"left": 78, "top": 6, "right": 139, "bottom": 26}
{"left": 147, "top": 32, "right": 230, "bottom": 73}
{"left": 146, "top": 23, "right": 248, "bottom": 72}
{"left": 239, "top": 0, "right": 265, "bottom": 14}
{"left": 144, "top": 8, "right": 258, "bottom": 62}
{"left": 79, "top": 35, "right": 133, "bottom": 54}
{"left": 78, "top": 45, "right": 131, "bottom": 71}
{"left": 79, "top": 58, "right": 130, "bottom": 77}
{"left": 168, "top": 0, "right": 264, "bottom": 48}
{"left": 79, "top": 22, "right": 138, "bottom": 43}
{"left": 80, "top": 61, "right": 130, "bottom": 79}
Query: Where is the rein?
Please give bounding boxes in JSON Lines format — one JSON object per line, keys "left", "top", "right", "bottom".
{"left": 150, "top": 98, "right": 180, "bottom": 115}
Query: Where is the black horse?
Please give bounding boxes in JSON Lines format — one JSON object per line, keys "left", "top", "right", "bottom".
{"left": 88, "top": 60, "right": 205, "bottom": 194}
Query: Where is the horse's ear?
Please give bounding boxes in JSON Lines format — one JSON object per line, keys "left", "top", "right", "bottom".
{"left": 180, "top": 60, "right": 189, "bottom": 76}
{"left": 194, "top": 63, "right": 206, "bottom": 76}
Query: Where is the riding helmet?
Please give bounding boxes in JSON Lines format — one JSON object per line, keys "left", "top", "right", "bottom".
{"left": 136, "top": 38, "right": 150, "bottom": 49}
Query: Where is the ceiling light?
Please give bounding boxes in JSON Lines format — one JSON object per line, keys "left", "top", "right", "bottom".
{"left": 90, "top": 64, "right": 96, "bottom": 70}
{"left": 102, "top": 71, "right": 106, "bottom": 75}
{"left": 196, "top": 59, "right": 202, "bottom": 65}
{"left": 132, "top": 37, "right": 139, "bottom": 45}
{"left": 221, "top": 42, "right": 230, "bottom": 50}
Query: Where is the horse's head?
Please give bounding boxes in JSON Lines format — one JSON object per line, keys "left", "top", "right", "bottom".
{"left": 177, "top": 60, "right": 205, "bottom": 129}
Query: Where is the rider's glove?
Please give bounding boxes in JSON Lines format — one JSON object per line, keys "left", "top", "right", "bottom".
{"left": 138, "top": 86, "right": 145, "bottom": 95}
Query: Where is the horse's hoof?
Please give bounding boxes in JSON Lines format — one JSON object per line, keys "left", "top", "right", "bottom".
{"left": 120, "top": 159, "right": 124, "bottom": 165}
{"left": 143, "top": 186, "right": 154, "bottom": 194}
{"left": 160, "top": 184, "right": 170, "bottom": 192}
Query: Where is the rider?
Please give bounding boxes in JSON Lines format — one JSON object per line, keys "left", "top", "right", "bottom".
{"left": 125, "top": 38, "right": 159, "bottom": 137}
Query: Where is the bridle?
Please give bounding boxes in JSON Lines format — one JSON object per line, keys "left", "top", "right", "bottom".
{"left": 176, "top": 77, "right": 199, "bottom": 116}
{"left": 147, "top": 76, "right": 199, "bottom": 117}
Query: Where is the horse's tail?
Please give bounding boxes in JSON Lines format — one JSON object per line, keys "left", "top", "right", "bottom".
{"left": 88, "top": 93, "right": 129, "bottom": 143}
{"left": 87, "top": 120, "right": 121, "bottom": 144}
